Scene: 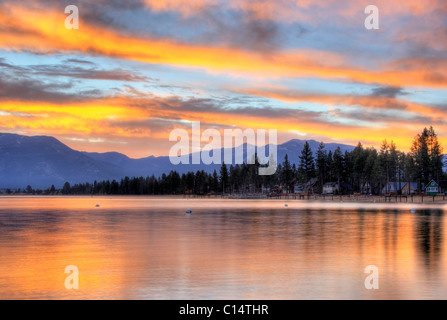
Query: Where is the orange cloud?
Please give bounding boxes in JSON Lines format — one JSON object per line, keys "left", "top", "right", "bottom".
{"left": 1, "top": 4, "right": 447, "bottom": 88}
{"left": 2, "top": 91, "right": 446, "bottom": 156}
{"left": 236, "top": 86, "right": 447, "bottom": 122}
{"left": 2, "top": 1, "right": 447, "bottom": 156}
{"left": 143, "top": 0, "right": 444, "bottom": 21}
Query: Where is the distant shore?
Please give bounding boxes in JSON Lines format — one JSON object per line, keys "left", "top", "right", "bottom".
{"left": 1, "top": 193, "right": 447, "bottom": 204}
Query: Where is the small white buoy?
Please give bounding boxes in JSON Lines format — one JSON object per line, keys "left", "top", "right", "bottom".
{"left": 284, "top": 204, "right": 288, "bottom": 207}
{"left": 186, "top": 209, "right": 192, "bottom": 214}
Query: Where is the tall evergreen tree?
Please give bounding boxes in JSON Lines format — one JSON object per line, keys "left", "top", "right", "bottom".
{"left": 298, "top": 141, "right": 316, "bottom": 183}
{"left": 327, "top": 150, "right": 334, "bottom": 182}
{"left": 410, "top": 127, "right": 430, "bottom": 187}
{"left": 380, "top": 140, "right": 391, "bottom": 193}
{"left": 352, "top": 142, "right": 366, "bottom": 193}
{"left": 332, "top": 147, "right": 344, "bottom": 192}
{"left": 316, "top": 142, "right": 327, "bottom": 190}
{"left": 427, "top": 126, "right": 444, "bottom": 183}
{"left": 280, "top": 154, "right": 293, "bottom": 192}
{"left": 62, "top": 182, "right": 71, "bottom": 195}
{"left": 364, "top": 148, "right": 378, "bottom": 194}
{"left": 220, "top": 162, "right": 229, "bottom": 193}
{"left": 212, "top": 170, "right": 219, "bottom": 193}
{"left": 410, "top": 126, "right": 443, "bottom": 189}
{"left": 344, "top": 150, "right": 354, "bottom": 193}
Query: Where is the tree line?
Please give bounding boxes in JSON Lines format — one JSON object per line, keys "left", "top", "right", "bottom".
{"left": 290, "top": 126, "right": 444, "bottom": 194}
{"left": 4, "top": 127, "right": 445, "bottom": 196}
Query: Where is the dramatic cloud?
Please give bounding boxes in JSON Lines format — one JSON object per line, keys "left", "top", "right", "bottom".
{"left": 2, "top": 3, "right": 447, "bottom": 87}
{"left": 371, "top": 86, "right": 407, "bottom": 98}
{"left": 1, "top": 0, "right": 447, "bottom": 156}
{"left": 0, "top": 77, "right": 89, "bottom": 103}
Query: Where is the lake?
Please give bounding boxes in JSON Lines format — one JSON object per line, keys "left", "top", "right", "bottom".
{"left": 0, "top": 196, "right": 446, "bottom": 299}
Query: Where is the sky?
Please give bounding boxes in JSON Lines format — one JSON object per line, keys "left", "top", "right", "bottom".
{"left": 0, "top": 0, "right": 447, "bottom": 158}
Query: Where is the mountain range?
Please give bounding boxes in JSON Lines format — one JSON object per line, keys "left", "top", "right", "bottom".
{"left": 0, "top": 133, "right": 355, "bottom": 189}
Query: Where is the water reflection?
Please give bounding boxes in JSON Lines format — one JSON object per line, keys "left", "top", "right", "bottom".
{"left": 0, "top": 197, "right": 446, "bottom": 299}
{"left": 415, "top": 210, "right": 443, "bottom": 270}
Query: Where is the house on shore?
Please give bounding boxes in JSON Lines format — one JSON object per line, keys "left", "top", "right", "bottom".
{"left": 360, "top": 182, "right": 371, "bottom": 195}
{"left": 425, "top": 180, "right": 440, "bottom": 196}
{"left": 323, "top": 182, "right": 338, "bottom": 195}
{"left": 304, "top": 178, "right": 319, "bottom": 194}
{"left": 291, "top": 178, "right": 319, "bottom": 195}
{"left": 381, "top": 182, "right": 408, "bottom": 195}
{"left": 379, "top": 181, "right": 426, "bottom": 195}
{"left": 401, "top": 182, "right": 421, "bottom": 195}
{"left": 261, "top": 185, "right": 270, "bottom": 194}
{"left": 294, "top": 184, "right": 304, "bottom": 194}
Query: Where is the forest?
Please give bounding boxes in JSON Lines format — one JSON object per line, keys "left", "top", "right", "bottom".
{"left": 7, "top": 127, "right": 446, "bottom": 196}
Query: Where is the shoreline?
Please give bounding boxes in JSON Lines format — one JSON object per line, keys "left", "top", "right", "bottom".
{"left": 1, "top": 193, "right": 447, "bottom": 205}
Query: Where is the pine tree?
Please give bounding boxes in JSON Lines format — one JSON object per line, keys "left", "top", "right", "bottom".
{"left": 389, "top": 141, "right": 398, "bottom": 191}
{"left": 332, "top": 147, "right": 344, "bottom": 192}
{"left": 380, "top": 140, "right": 391, "bottom": 193}
{"left": 352, "top": 142, "right": 366, "bottom": 193}
{"left": 220, "top": 162, "right": 229, "bottom": 193}
{"left": 62, "top": 182, "right": 71, "bottom": 195}
{"left": 298, "top": 141, "right": 316, "bottom": 183}
{"left": 410, "top": 127, "right": 443, "bottom": 188}
{"left": 280, "top": 154, "right": 293, "bottom": 192}
{"left": 364, "top": 148, "right": 378, "bottom": 194}
{"left": 410, "top": 128, "right": 430, "bottom": 187}
{"left": 316, "top": 142, "right": 327, "bottom": 190}
{"left": 326, "top": 150, "right": 334, "bottom": 182}
{"left": 344, "top": 150, "right": 353, "bottom": 193}
{"left": 427, "top": 126, "right": 443, "bottom": 183}
{"left": 212, "top": 170, "right": 219, "bottom": 193}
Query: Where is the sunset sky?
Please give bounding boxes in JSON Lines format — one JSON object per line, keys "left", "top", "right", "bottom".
{"left": 1, "top": 0, "right": 447, "bottom": 158}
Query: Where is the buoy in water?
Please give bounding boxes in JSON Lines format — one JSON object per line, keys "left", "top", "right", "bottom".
{"left": 186, "top": 209, "right": 192, "bottom": 214}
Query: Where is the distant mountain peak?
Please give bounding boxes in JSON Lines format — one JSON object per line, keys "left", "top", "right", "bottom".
{"left": 0, "top": 132, "right": 355, "bottom": 189}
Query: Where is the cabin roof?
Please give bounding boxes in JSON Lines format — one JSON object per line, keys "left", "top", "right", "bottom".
{"left": 323, "top": 182, "right": 337, "bottom": 187}
{"left": 426, "top": 180, "right": 439, "bottom": 187}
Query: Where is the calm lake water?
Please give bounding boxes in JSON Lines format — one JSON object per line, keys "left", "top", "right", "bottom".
{"left": 0, "top": 196, "right": 446, "bottom": 300}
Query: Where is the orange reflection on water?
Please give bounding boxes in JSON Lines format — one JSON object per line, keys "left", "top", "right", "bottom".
{"left": 0, "top": 197, "right": 446, "bottom": 299}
